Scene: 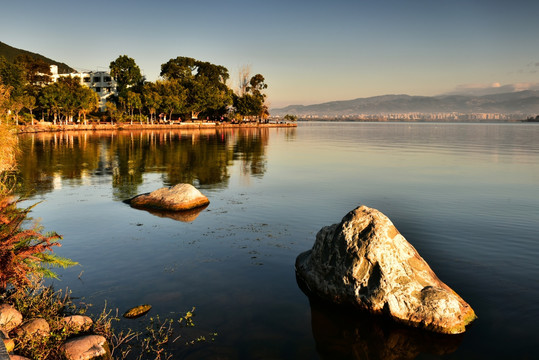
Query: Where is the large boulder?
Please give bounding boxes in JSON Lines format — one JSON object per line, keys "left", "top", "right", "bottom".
{"left": 128, "top": 184, "right": 209, "bottom": 212}
{"left": 295, "top": 205, "right": 476, "bottom": 334}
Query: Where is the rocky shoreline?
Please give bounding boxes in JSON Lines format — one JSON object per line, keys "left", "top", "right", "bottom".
{"left": 16, "top": 121, "right": 297, "bottom": 134}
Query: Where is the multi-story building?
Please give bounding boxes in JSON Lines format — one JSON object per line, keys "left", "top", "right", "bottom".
{"left": 50, "top": 65, "right": 117, "bottom": 111}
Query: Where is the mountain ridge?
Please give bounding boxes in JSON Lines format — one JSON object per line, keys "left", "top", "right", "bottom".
{"left": 272, "top": 91, "right": 539, "bottom": 117}
{"left": 0, "top": 40, "right": 75, "bottom": 74}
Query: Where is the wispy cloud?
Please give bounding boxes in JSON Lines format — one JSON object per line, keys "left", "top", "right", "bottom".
{"left": 446, "top": 82, "right": 539, "bottom": 96}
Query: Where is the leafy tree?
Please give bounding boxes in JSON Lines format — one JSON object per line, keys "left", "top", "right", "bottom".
{"left": 283, "top": 114, "right": 298, "bottom": 122}
{"left": 21, "top": 94, "right": 36, "bottom": 125}
{"left": 247, "top": 74, "right": 267, "bottom": 98}
{"left": 154, "top": 79, "right": 187, "bottom": 121}
{"left": 15, "top": 54, "right": 51, "bottom": 86}
{"left": 77, "top": 86, "right": 99, "bottom": 125}
{"left": 0, "top": 56, "right": 26, "bottom": 98}
{"left": 142, "top": 84, "right": 161, "bottom": 124}
{"left": 0, "top": 83, "right": 11, "bottom": 125}
{"left": 105, "top": 101, "right": 122, "bottom": 124}
{"left": 186, "top": 76, "right": 231, "bottom": 119}
{"left": 160, "top": 57, "right": 232, "bottom": 119}
{"left": 234, "top": 74, "right": 268, "bottom": 120}
{"left": 109, "top": 55, "right": 143, "bottom": 96}
{"left": 9, "top": 97, "right": 24, "bottom": 125}
{"left": 160, "top": 56, "right": 197, "bottom": 82}
{"left": 39, "top": 81, "right": 64, "bottom": 124}
{"left": 126, "top": 91, "right": 142, "bottom": 125}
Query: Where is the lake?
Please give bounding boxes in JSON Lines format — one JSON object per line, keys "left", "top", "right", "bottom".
{"left": 16, "top": 122, "right": 539, "bottom": 359}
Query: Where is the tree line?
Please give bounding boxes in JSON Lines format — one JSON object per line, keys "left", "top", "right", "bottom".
{"left": 0, "top": 54, "right": 269, "bottom": 126}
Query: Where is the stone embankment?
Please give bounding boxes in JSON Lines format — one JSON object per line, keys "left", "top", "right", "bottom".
{"left": 17, "top": 121, "right": 296, "bottom": 134}
{"left": 296, "top": 205, "right": 477, "bottom": 334}
{"left": 0, "top": 304, "right": 109, "bottom": 360}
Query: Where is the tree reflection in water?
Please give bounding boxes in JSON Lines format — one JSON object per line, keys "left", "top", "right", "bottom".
{"left": 16, "top": 128, "right": 271, "bottom": 200}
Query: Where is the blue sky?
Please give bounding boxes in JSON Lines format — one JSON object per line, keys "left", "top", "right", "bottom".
{"left": 2, "top": 0, "right": 539, "bottom": 107}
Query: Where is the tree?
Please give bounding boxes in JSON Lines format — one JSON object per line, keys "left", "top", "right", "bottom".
{"left": 39, "top": 81, "right": 65, "bottom": 125}
{"left": 126, "top": 91, "right": 142, "bottom": 125}
{"left": 0, "top": 83, "right": 10, "bottom": 125}
{"left": 154, "top": 79, "right": 187, "bottom": 122}
{"left": 247, "top": 74, "right": 267, "bottom": 98}
{"left": 9, "top": 97, "right": 24, "bottom": 125}
{"left": 15, "top": 54, "right": 52, "bottom": 87}
{"left": 160, "top": 57, "right": 232, "bottom": 119}
{"left": 142, "top": 84, "right": 161, "bottom": 124}
{"left": 0, "top": 57, "right": 26, "bottom": 98}
{"left": 234, "top": 74, "right": 268, "bottom": 120}
{"left": 186, "top": 76, "right": 231, "bottom": 119}
{"left": 160, "top": 56, "right": 197, "bottom": 82}
{"left": 77, "top": 87, "right": 99, "bottom": 125}
{"left": 109, "top": 55, "right": 143, "bottom": 96}
{"left": 238, "top": 65, "right": 251, "bottom": 96}
{"left": 22, "top": 94, "right": 36, "bottom": 125}
{"left": 283, "top": 114, "right": 298, "bottom": 122}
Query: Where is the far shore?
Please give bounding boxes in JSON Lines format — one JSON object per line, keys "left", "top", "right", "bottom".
{"left": 16, "top": 121, "right": 297, "bottom": 134}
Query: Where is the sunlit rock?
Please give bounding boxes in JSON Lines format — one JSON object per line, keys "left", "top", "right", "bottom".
{"left": 128, "top": 184, "right": 209, "bottom": 212}
{"left": 13, "top": 318, "right": 50, "bottom": 337}
{"left": 0, "top": 304, "right": 22, "bottom": 332}
{"left": 63, "top": 335, "right": 110, "bottom": 360}
{"left": 295, "top": 205, "right": 477, "bottom": 334}
{"left": 63, "top": 315, "right": 93, "bottom": 332}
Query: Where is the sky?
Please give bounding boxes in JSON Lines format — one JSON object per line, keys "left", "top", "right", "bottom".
{"left": 1, "top": 0, "right": 539, "bottom": 108}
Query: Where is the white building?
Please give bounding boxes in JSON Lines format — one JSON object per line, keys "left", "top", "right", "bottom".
{"left": 50, "top": 65, "right": 118, "bottom": 111}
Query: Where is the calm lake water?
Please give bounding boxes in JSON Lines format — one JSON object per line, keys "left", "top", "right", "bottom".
{"left": 16, "top": 122, "right": 539, "bottom": 359}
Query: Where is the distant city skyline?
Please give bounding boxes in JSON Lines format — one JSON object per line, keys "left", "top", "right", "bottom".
{"left": 1, "top": 0, "right": 538, "bottom": 108}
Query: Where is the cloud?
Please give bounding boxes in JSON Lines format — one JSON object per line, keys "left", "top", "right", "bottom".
{"left": 446, "top": 82, "right": 539, "bottom": 96}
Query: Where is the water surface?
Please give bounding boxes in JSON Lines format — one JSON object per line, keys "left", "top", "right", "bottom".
{"left": 17, "top": 122, "right": 539, "bottom": 359}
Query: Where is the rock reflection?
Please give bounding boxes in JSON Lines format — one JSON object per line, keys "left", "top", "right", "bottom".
{"left": 130, "top": 204, "right": 208, "bottom": 223}
{"left": 16, "top": 128, "right": 270, "bottom": 199}
{"left": 307, "top": 297, "right": 463, "bottom": 360}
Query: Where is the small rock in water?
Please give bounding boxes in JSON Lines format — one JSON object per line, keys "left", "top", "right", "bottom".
{"left": 128, "top": 183, "right": 209, "bottom": 211}
{"left": 123, "top": 304, "right": 152, "bottom": 319}
{"left": 295, "top": 205, "right": 477, "bottom": 334}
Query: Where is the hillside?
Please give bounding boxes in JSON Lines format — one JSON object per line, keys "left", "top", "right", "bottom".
{"left": 272, "top": 91, "right": 539, "bottom": 117}
{"left": 0, "top": 41, "right": 75, "bottom": 73}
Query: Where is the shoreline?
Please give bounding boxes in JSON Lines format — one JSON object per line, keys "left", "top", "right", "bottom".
{"left": 16, "top": 122, "right": 297, "bottom": 134}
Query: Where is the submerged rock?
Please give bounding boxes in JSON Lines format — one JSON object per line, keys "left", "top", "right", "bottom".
{"left": 123, "top": 304, "right": 152, "bottom": 319}
{"left": 128, "top": 184, "right": 209, "bottom": 212}
{"left": 295, "top": 205, "right": 476, "bottom": 334}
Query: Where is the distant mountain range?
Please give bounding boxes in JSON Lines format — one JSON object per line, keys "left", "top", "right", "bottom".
{"left": 0, "top": 41, "right": 75, "bottom": 73}
{"left": 272, "top": 91, "right": 539, "bottom": 117}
